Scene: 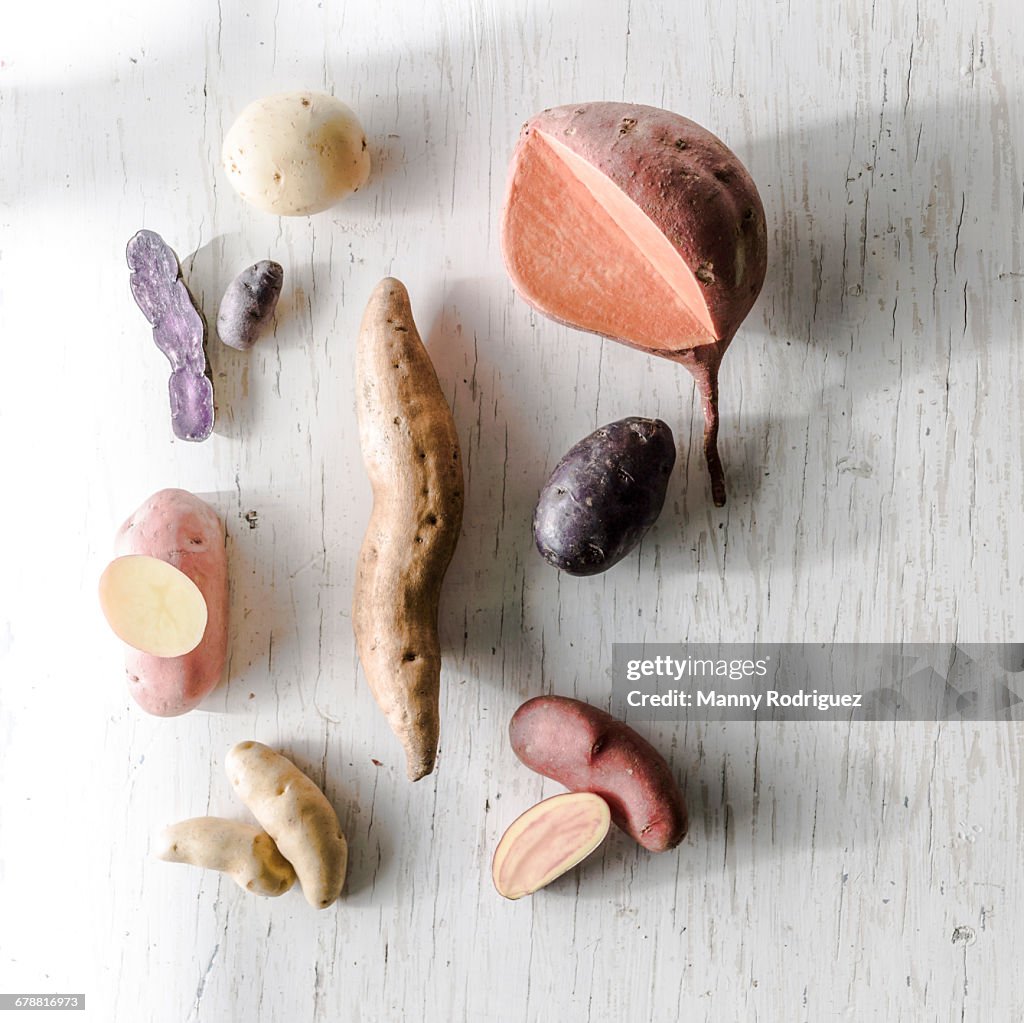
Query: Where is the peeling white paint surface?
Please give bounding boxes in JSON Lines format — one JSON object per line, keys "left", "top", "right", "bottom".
{"left": 1, "top": 0, "right": 1023, "bottom": 1019}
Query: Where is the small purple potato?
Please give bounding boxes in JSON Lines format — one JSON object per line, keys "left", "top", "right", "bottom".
{"left": 126, "top": 230, "right": 214, "bottom": 442}
{"left": 534, "top": 417, "right": 676, "bottom": 575}
{"left": 217, "top": 261, "right": 284, "bottom": 351}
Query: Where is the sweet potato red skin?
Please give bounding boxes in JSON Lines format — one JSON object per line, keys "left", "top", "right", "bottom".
{"left": 509, "top": 695, "right": 688, "bottom": 852}
{"left": 509, "top": 103, "right": 767, "bottom": 348}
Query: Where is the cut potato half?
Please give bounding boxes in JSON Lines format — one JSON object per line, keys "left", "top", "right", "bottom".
{"left": 492, "top": 792, "right": 611, "bottom": 900}
{"left": 99, "top": 555, "right": 209, "bottom": 658}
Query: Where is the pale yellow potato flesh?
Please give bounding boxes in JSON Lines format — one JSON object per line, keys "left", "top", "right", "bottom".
{"left": 492, "top": 792, "right": 611, "bottom": 900}
{"left": 99, "top": 554, "right": 209, "bottom": 658}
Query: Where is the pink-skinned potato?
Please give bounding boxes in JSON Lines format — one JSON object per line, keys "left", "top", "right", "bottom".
{"left": 112, "top": 489, "right": 228, "bottom": 716}
{"left": 509, "top": 695, "right": 687, "bottom": 852}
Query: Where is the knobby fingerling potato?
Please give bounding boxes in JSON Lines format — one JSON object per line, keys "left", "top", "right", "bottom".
{"left": 226, "top": 741, "right": 347, "bottom": 909}
{"left": 502, "top": 102, "right": 767, "bottom": 505}
{"left": 353, "top": 278, "right": 464, "bottom": 781}
{"left": 105, "top": 489, "right": 228, "bottom": 717}
{"left": 155, "top": 817, "right": 296, "bottom": 897}
{"left": 509, "top": 695, "right": 688, "bottom": 852}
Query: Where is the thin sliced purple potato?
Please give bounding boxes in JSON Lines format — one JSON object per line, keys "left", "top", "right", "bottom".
{"left": 217, "top": 260, "right": 284, "bottom": 351}
{"left": 126, "top": 230, "right": 214, "bottom": 442}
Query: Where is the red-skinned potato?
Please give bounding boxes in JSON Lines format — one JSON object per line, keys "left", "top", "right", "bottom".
{"left": 109, "top": 489, "right": 228, "bottom": 716}
{"left": 509, "top": 695, "right": 687, "bottom": 852}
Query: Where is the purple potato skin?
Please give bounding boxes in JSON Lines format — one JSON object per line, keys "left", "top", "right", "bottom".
{"left": 217, "top": 260, "right": 284, "bottom": 351}
{"left": 126, "top": 230, "right": 214, "bottom": 442}
{"left": 533, "top": 417, "right": 676, "bottom": 576}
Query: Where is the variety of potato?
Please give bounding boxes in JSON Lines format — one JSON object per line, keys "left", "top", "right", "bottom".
{"left": 113, "top": 93, "right": 744, "bottom": 906}
{"left": 157, "top": 743, "right": 346, "bottom": 908}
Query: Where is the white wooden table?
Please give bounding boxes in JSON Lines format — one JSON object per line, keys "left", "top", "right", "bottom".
{"left": 2, "top": 1, "right": 1023, "bottom": 1019}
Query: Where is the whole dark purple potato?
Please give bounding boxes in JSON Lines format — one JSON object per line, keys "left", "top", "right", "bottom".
{"left": 217, "top": 260, "right": 284, "bottom": 350}
{"left": 533, "top": 417, "right": 676, "bottom": 576}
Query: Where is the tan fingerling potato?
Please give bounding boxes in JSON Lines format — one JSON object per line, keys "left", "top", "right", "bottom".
{"left": 353, "top": 278, "right": 464, "bottom": 781}
{"left": 492, "top": 792, "right": 611, "bottom": 900}
{"left": 226, "top": 741, "right": 347, "bottom": 909}
{"left": 108, "top": 489, "right": 229, "bottom": 717}
{"left": 155, "top": 817, "right": 296, "bottom": 897}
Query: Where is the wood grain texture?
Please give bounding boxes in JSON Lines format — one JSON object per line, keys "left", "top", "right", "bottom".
{"left": 1, "top": 0, "right": 1023, "bottom": 1020}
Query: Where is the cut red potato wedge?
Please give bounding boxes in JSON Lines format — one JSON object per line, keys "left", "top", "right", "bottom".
{"left": 501, "top": 102, "right": 768, "bottom": 506}
{"left": 99, "top": 554, "right": 209, "bottom": 658}
{"left": 492, "top": 792, "right": 611, "bottom": 900}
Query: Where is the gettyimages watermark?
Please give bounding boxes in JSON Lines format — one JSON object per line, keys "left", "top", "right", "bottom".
{"left": 610, "top": 644, "right": 1024, "bottom": 721}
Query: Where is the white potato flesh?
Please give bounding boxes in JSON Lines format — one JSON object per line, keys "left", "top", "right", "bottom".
{"left": 99, "top": 555, "right": 208, "bottom": 658}
{"left": 222, "top": 91, "right": 371, "bottom": 216}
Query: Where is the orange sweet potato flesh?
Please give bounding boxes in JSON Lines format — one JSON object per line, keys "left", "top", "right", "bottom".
{"left": 501, "top": 103, "right": 768, "bottom": 506}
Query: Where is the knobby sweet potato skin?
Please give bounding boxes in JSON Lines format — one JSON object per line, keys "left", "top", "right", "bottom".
{"left": 509, "top": 695, "right": 688, "bottom": 852}
{"left": 113, "top": 489, "right": 228, "bottom": 716}
{"left": 353, "top": 279, "right": 464, "bottom": 781}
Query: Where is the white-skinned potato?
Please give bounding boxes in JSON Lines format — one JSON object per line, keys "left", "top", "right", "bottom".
{"left": 226, "top": 741, "right": 348, "bottom": 909}
{"left": 222, "top": 91, "right": 370, "bottom": 216}
{"left": 111, "top": 489, "right": 229, "bottom": 717}
{"left": 155, "top": 817, "right": 296, "bottom": 897}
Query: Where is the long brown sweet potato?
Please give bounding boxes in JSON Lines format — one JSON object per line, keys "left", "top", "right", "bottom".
{"left": 352, "top": 279, "right": 464, "bottom": 781}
